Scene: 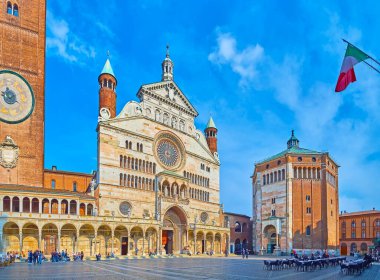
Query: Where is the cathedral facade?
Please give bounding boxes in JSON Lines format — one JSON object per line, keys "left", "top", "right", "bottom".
{"left": 252, "top": 132, "right": 339, "bottom": 254}
{"left": 0, "top": 1, "right": 229, "bottom": 257}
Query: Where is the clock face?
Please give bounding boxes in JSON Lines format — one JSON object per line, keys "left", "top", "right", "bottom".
{"left": 0, "top": 70, "right": 35, "bottom": 124}
{"left": 157, "top": 139, "right": 179, "bottom": 167}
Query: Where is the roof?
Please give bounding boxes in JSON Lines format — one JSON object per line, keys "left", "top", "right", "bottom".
{"left": 0, "top": 184, "right": 95, "bottom": 200}
{"left": 223, "top": 212, "right": 251, "bottom": 219}
{"left": 257, "top": 146, "right": 322, "bottom": 165}
{"left": 100, "top": 58, "right": 116, "bottom": 79}
{"left": 44, "top": 169, "right": 94, "bottom": 178}
{"left": 206, "top": 117, "right": 217, "bottom": 129}
{"left": 340, "top": 210, "right": 380, "bottom": 217}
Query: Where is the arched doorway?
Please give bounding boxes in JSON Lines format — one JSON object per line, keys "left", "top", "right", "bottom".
{"left": 341, "top": 243, "right": 348, "bottom": 256}
{"left": 263, "top": 225, "right": 277, "bottom": 254}
{"left": 162, "top": 206, "right": 187, "bottom": 254}
{"left": 114, "top": 225, "right": 128, "bottom": 256}
{"left": 350, "top": 243, "right": 357, "bottom": 254}
{"left": 79, "top": 224, "right": 95, "bottom": 257}
{"left": 22, "top": 223, "right": 39, "bottom": 253}
{"left": 235, "top": 238, "right": 241, "bottom": 254}
{"left": 42, "top": 223, "right": 58, "bottom": 254}
{"left": 97, "top": 225, "right": 112, "bottom": 255}
{"left": 61, "top": 224, "right": 76, "bottom": 253}
{"left": 2, "top": 222, "right": 19, "bottom": 253}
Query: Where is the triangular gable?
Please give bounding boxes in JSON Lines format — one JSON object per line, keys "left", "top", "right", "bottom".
{"left": 137, "top": 81, "right": 198, "bottom": 117}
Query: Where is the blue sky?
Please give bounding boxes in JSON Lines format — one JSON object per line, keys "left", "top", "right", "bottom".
{"left": 45, "top": 1, "right": 380, "bottom": 216}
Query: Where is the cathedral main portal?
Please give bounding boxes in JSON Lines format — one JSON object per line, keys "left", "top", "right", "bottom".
{"left": 162, "top": 206, "right": 187, "bottom": 254}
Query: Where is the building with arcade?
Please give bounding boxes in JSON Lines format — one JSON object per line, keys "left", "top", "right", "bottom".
{"left": 0, "top": 0, "right": 229, "bottom": 257}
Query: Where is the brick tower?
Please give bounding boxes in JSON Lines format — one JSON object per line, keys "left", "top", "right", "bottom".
{"left": 205, "top": 117, "right": 218, "bottom": 154}
{"left": 98, "top": 57, "right": 117, "bottom": 118}
{"left": 0, "top": 0, "right": 46, "bottom": 186}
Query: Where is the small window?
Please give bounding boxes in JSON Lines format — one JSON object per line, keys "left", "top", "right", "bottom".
{"left": 312, "top": 157, "right": 316, "bottom": 162}
{"left": 306, "top": 226, "right": 311, "bottom": 236}
{"left": 73, "top": 182, "right": 77, "bottom": 192}
{"left": 13, "top": 4, "right": 18, "bottom": 16}
{"left": 277, "top": 160, "right": 281, "bottom": 165}
{"left": 271, "top": 209, "right": 276, "bottom": 216}
{"left": 331, "top": 199, "right": 333, "bottom": 204}
{"left": 7, "top": 2, "right": 12, "bottom": 14}
{"left": 331, "top": 211, "right": 333, "bottom": 216}
{"left": 298, "top": 157, "right": 302, "bottom": 162}
{"left": 306, "top": 195, "right": 311, "bottom": 202}
{"left": 266, "top": 164, "right": 269, "bottom": 169}
{"left": 271, "top": 198, "right": 276, "bottom": 204}
{"left": 51, "top": 179, "right": 56, "bottom": 189}
{"left": 306, "top": 207, "right": 312, "bottom": 214}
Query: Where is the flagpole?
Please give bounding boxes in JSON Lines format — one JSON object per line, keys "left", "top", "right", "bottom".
{"left": 362, "top": 60, "right": 380, "bottom": 74}
{"left": 342, "top": 38, "right": 380, "bottom": 66}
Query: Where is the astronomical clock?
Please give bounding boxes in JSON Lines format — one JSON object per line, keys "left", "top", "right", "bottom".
{"left": 0, "top": 70, "right": 35, "bottom": 124}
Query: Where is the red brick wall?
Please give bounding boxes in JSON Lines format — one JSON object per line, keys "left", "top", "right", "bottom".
{"left": 0, "top": 0, "right": 46, "bottom": 187}
{"left": 44, "top": 170, "right": 93, "bottom": 193}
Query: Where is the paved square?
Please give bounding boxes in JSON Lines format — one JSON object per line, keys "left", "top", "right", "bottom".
{"left": 0, "top": 258, "right": 379, "bottom": 280}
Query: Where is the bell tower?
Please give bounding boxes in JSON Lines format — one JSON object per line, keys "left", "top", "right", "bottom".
{"left": 98, "top": 55, "right": 117, "bottom": 118}
{"left": 205, "top": 117, "right": 218, "bottom": 154}
{"left": 161, "top": 45, "right": 174, "bottom": 81}
{"left": 0, "top": 0, "right": 46, "bottom": 187}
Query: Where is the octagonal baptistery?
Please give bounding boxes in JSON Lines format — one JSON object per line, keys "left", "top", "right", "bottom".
{"left": 96, "top": 49, "right": 229, "bottom": 255}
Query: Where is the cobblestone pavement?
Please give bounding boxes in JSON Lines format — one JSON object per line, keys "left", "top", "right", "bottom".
{"left": 0, "top": 258, "right": 379, "bottom": 280}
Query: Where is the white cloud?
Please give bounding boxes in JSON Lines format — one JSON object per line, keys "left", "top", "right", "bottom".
{"left": 208, "top": 32, "right": 264, "bottom": 88}
{"left": 46, "top": 11, "right": 96, "bottom": 63}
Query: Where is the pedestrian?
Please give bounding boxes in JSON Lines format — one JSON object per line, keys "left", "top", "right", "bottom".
{"left": 38, "top": 251, "right": 42, "bottom": 264}
{"left": 245, "top": 248, "right": 249, "bottom": 259}
{"left": 242, "top": 248, "right": 245, "bottom": 259}
{"left": 33, "top": 250, "right": 38, "bottom": 265}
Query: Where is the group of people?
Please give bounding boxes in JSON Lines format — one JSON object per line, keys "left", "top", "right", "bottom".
{"left": 241, "top": 248, "right": 249, "bottom": 259}
{"left": 27, "top": 250, "right": 44, "bottom": 264}
{"left": 1, "top": 252, "right": 17, "bottom": 263}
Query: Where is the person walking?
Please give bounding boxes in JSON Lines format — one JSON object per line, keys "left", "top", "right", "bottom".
{"left": 38, "top": 251, "right": 42, "bottom": 264}
{"left": 245, "top": 248, "right": 249, "bottom": 259}
{"left": 242, "top": 248, "right": 245, "bottom": 259}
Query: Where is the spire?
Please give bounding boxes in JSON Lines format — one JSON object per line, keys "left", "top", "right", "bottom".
{"left": 162, "top": 45, "right": 174, "bottom": 81}
{"left": 166, "top": 44, "right": 170, "bottom": 58}
{"left": 206, "top": 116, "right": 217, "bottom": 129}
{"left": 287, "top": 130, "right": 299, "bottom": 149}
{"left": 100, "top": 52, "right": 116, "bottom": 81}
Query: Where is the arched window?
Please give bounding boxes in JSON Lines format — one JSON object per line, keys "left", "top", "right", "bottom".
{"left": 282, "top": 169, "right": 285, "bottom": 180}
{"left": 3, "top": 196, "right": 10, "bottom": 211}
{"left": 235, "top": 222, "right": 241, "bottom": 232}
{"left": 7, "top": 2, "right": 12, "bottom": 14}
{"left": 23, "top": 197, "right": 30, "bottom": 213}
{"left": 51, "top": 179, "right": 56, "bottom": 189}
{"left": 351, "top": 243, "right": 357, "bottom": 253}
{"left": 126, "top": 140, "right": 129, "bottom": 149}
{"left": 140, "top": 144, "right": 143, "bottom": 152}
{"left": 306, "top": 225, "right": 311, "bottom": 236}
{"left": 13, "top": 4, "right": 18, "bottom": 16}
{"left": 351, "top": 221, "right": 356, "bottom": 238}
{"left": 87, "top": 204, "right": 93, "bottom": 216}
{"left": 32, "top": 198, "right": 39, "bottom": 213}
{"left": 361, "top": 219, "right": 366, "bottom": 228}
{"left": 293, "top": 167, "right": 297, "bottom": 179}
{"left": 119, "top": 173, "right": 123, "bottom": 186}
{"left": 12, "top": 197, "right": 19, "bottom": 212}
{"left": 73, "top": 182, "right": 77, "bottom": 192}
{"left": 155, "top": 109, "right": 161, "bottom": 121}
{"left": 69, "top": 200, "right": 77, "bottom": 215}
{"left": 103, "top": 79, "right": 107, "bottom": 87}
{"left": 129, "top": 142, "right": 132, "bottom": 149}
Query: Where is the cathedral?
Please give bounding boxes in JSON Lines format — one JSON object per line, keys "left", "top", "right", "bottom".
{"left": 0, "top": 0, "right": 229, "bottom": 257}
{"left": 252, "top": 131, "right": 340, "bottom": 254}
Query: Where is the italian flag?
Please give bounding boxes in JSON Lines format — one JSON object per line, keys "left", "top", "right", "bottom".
{"left": 335, "top": 44, "right": 369, "bottom": 92}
